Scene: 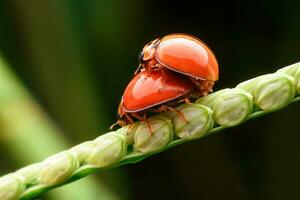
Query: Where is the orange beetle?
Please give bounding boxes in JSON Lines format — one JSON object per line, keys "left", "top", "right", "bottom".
{"left": 137, "top": 33, "right": 219, "bottom": 95}
{"left": 114, "top": 68, "right": 197, "bottom": 130}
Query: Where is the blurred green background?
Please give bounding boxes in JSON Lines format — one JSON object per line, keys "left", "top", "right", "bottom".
{"left": 0, "top": 0, "right": 300, "bottom": 199}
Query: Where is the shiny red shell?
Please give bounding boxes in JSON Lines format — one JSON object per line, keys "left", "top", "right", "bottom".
{"left": 121, "top": 69, "right": 193, "bottom": 113}
{"left": 142, "top": 34, "right": 219, "bottom": 81}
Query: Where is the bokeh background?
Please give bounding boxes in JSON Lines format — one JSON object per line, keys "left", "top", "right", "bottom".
{"left": 0, "top": 0, "right": 300, "bottom": 199}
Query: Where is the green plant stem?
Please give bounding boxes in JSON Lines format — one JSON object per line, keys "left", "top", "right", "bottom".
{"left": 17, "top": 96, "right": 299, "bottom": 200}
{"left": 0, "top": 62, "right": 299, "bottom": 200}
{"left": 0, "top": 56, "right": 119, "bottom": 200}
{"left": 120, "top": 96, "right": 300, "bottom": 165}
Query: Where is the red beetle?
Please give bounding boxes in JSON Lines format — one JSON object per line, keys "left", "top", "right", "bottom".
{"left": 113, "top": 68, "right": 197, "bottom": 131}
{"left": 136, "top": 33, "right": 219, "bottom": 95}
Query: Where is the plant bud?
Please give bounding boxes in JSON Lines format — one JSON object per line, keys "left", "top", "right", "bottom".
{"left": 69, "top": 141, "right": 96, "bottom": 164}
{"left": 87, "top": 132, "right": 127, "bottom": 168}
{"left": 253, "top": 74, "right": 295, "bottom": 111}
{"left": 38, "top": 151, "right": 79, "bottom": 186}
{"left": 237, "top": 74, "right": 295, "bottom": 111}
{"left": 133, "top": 116, "right": 173, "bottom": 153}
{"left": 277, "top": 62, "right": 300, "bottom": 94}
{"left": 236, "top": 74, "right": 271, "bottom": 94}
{"left": 197, "top": 89, "right": 253, "bottom": 127}
{"left": 277, "top": 62, "right": 300, "bottom": 77}
{"left": 16, "top": 163, "right": 42, "bottom": 186}
{"left": 172, "top": 104, "right": 213, "bottom": 139}
{"left": 195, "top": 89, "right": 228, "bottom": 108}
{"left": 0, "top": 174, "right": 25, "bottom": 200}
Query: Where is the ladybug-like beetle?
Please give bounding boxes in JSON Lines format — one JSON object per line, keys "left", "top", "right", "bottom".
{"left": 111, "top": 33, "right": 219, "bottom": 130}
{"left": 137, "top": 33, "right": 219, "bottom": 95}
{"left": 114, "top": 68, "right": 197, "bottom": 129}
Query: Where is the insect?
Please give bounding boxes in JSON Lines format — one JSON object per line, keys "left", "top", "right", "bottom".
{"left": 112, "top": 68, "right": 198, "bottom": 132}
{"left": 136, "top": 33, "right": 219, "bottom": 95}
{"left": 111, "top": 33, "right": 219, "bottom": 131}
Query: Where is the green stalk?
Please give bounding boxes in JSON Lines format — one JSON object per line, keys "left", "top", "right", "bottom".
{"left": 0, "top": 62, "right": 299, "bottom": 200}
{"left": 0, "top": 56, "right": 119, "bottom": 200}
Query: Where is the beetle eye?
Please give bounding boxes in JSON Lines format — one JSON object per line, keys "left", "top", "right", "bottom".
{"left": 138, "top": 51, "right": 144, "bottom": 63}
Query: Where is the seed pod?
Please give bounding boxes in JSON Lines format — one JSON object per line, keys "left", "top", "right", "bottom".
{"left": 0, "top": 174, "right": 25, "bottom": 200}
{"left": 277, "top": 62, "right": 300, "bottom": 77}
{"left": 171, "top": 104, "right": 213, "bottom": 139}
{"left": 277, "top": 62, "right": 300, "bottom": 94}
{"left": 15, "top": 163, "right": 42, "bottom": 186}
{"left": 133, "top": 116, "right": 173, "bottom": 153}
{"left": 38, "top": 151, "right": 79, "bottom": 186}
{"left": 236, "top": 74, "right": 271, "bottom": 94}
{"left": 196, "top": 89, "right": 253, "bottom": 127}
{"left": 255, "top": 74, "right": 295, "bottom": 111}
{"left": 87, "top": 132, "right": 127, "bottom": 168}
{"left": 69, "top": 141, "right": 96, "bottom": 164}
{"left": 237, "top": 74, "right": 295, "bottom": 111}
{"left": 195, "top": 90, "right": 225, "bottom": 107}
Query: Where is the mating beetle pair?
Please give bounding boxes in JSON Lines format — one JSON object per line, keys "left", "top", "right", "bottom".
{"left": 113, "top": 33, "right": 219, "bottom": 131}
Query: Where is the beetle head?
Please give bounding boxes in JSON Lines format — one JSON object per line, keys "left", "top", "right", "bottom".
{"left": 139, "top": 38, "right": 160, "bottom": 63}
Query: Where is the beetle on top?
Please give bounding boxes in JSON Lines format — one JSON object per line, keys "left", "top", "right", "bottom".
{"left": 137, "top": 33, "right": 219, "bottom": 95}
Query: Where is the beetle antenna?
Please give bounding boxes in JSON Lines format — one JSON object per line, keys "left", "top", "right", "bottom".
{"left": 134, "top": 64, "right": 142, "bottom": 75}
{"left": 109, "top": 121, "right": 119, "bottom": 130}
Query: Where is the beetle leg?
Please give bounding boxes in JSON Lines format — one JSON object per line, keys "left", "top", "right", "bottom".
{"left": 109, "top": 121, "right": 119, "bottom": 130}
{"left": 134, "top": 64, "right": 143, "bottom": 75}
{"left": 109, "top": 119, "right": 127, "bottom": 130}
{"left": 184, "top": 98, "right": 192, "bottom": 104}
{"left": 157, "top": 105, "right": 188, "bottom": 124}
{"left": 130, "top": 112, "right": 143, "bottom": 121}
{"left": 123, "top": 113, "right": 137, "bottom": 135}
{"left": 124, "top": 113, "right": 135, "bottom": 124}
{"left": 110, "top": 119, "right": 134, "bottom": 136}
{"left": 176, "top": 97, "right": 192, "bottom": 104}
{"left": 131, "top": 113, "right": 154, "bottom": 135}
{"left": 145, "top": 119, "right": 154, "bottom": 135}
{"left": 142, "top": 113, "right": 154, "bottom": 135}
{"left": 127, "top": 123, "right": 134, "bottom": 135}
